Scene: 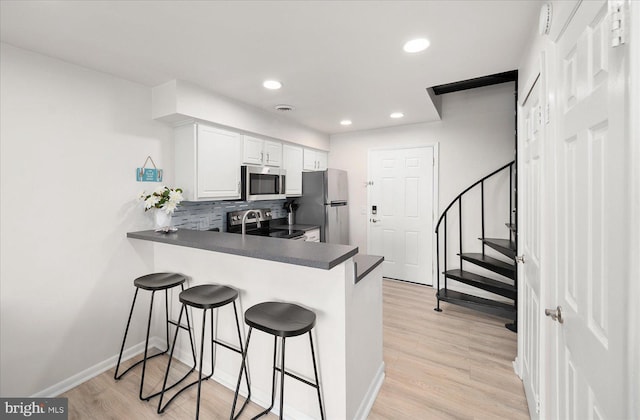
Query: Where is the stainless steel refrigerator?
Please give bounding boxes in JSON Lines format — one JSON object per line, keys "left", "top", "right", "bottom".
{"left": 296, "top": 169, "right": 349, "bottom": 244}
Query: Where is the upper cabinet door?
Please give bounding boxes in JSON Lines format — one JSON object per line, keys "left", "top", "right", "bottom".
{"left": 196, "top": 125, "right": 242, "bottom": 200}
{"left": 316, "top": 150, "right": 328, "bottom": 171}
{"left": 303, "top": 148, "right": 317, "bottom": 171}
{"left": 242, "top": 136, "right": 282, "bottom": 167}
{"left": 282, "top": 144, "right": 303, "bottom": 196}
{"left": 263, "top": 140, "right": 282, "bottom": 167}
{"left": 303, "top": 148, "right": 328, "bottom": 171}
{"left": 242, "top": 135, "right": 265, "bottom": 166}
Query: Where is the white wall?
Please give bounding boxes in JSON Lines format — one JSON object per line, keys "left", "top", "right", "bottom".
{"left": 329, "top": 82, "right": 516, "bottom": 256}
{"left": 0, "top": 43, "right": 171, "bottom": 396}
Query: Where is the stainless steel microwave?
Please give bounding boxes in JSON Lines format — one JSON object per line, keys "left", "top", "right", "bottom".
{"left": 241, "top": 165, "right": 286, "bottom": 201}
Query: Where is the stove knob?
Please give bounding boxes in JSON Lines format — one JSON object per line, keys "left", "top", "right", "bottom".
{"left": 265, "top": 212, "right": 271, "bottom": 217}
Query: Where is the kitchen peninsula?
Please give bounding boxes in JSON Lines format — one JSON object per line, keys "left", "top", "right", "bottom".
{"left": 127, "top": 229, "right": 384, "bottom": 420}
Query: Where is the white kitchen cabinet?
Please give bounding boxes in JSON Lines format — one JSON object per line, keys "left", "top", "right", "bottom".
{"left": 316, "top": 150, "right": 328, "bottom": 170}
{"left": 303, "top": 148, "right": 328, "bottom": 171}
{"left": 174, "top": 123, "right": 242, "bottom": 201}
{"left": 242, "top": 135, "right": 282, "bottom": 167}
{"left": 282, "top": 144, "right": 303, "bottom": 196}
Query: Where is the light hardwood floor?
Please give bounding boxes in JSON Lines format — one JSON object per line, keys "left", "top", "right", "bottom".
{"left": 61, "top": 279, "right": 529, "bottom": 419}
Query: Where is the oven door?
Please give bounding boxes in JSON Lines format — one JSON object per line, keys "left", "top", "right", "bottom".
{"left": 242, "top": 166, "right": 286, "bottom": 201}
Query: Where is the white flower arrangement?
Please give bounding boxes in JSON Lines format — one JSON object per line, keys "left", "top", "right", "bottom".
{"left": 138, "top": 186, "right": 184, "bottom": 214}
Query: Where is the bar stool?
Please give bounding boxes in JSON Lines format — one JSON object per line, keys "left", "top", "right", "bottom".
{"left": 158, "top": 284, "right": 251, "bottom": 420}
{"left": 231, "top": 302, "right": 325, "bottom": 420}
{"left": 114, "top": 272, "right": 197, "bottom": 401}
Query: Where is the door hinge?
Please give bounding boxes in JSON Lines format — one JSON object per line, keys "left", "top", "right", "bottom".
{"left": 611, "top": 3, "right": 626, "bottom": 47}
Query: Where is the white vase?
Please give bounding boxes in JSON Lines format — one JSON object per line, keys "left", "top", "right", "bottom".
{"left": 154, "top": 209, "right": 173, "bottom": 230}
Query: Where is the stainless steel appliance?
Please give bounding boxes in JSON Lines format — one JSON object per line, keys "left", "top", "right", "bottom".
{"left": 226, "top": 208, "right": 304, "bottom": 239}
{"left": 241, "top": 165, "right": 286, "bottom": 201}
{"left": 296, "top": 169, "right": 349, "bottom": 244}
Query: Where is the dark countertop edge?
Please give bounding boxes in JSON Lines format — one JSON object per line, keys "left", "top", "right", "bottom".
{"left": 127, "top": 230, "right": 358, "bottom": 270}
{"left": 353, "top": 254, "right": 384, "bottom": 283}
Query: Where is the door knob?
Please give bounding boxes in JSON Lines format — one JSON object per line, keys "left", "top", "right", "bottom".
{"left": 545, "top": 306, "right": 564, "bottom": 324}
{"left": 370, "top": 218, "right": 380, "bottom": 223}
{"left": 515, "top": 255, "right": 525, "bottom": 264}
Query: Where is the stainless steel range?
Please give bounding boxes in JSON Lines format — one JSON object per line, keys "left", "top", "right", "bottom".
{"left": 226, "top": 208, "right": 305, "bottom": 240}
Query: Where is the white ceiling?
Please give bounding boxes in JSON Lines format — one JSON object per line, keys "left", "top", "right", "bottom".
{"left": 0, "top": 0, "right": 539, "bottom": 135}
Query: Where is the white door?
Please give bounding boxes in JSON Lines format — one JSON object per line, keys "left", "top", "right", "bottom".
{"left": 519, "top": 70, "right": 544, "bottom": 419}
{"left": 368, "top": 147, "right": 435, "bottom": 285}
{"left": 552, "top": 1, "right": 629, "bottom": 418}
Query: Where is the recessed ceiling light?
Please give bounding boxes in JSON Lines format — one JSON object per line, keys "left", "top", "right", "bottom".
{"left": 340, "top": 120, "right": 352, "bottom": 126}
{"left": 403, "top": 38, "right": 430, "bottom": 53}
{"left": 390, "top": 112, "right": 404, "bottom": 119}
{"left": 263, "top": 80, "right": 282, "bottom": 90}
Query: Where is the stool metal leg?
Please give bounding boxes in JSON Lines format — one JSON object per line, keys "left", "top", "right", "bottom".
{"left": 309, "top": 332, "right": 325, "bottom": 420}
{"left": 115, "top": 287, "right": 176, "bottom": 386}
{"left": 247, "top": 331, "right": 324, "bottom": 420}
{"left": 231, "top": 327, "right": 253, "bottom": 420}
{"left": 251, "top": 335, "right": 279, "bottom": 419}
{"left": 279, "top": 337, "right": 286, "bottom": 420}
{"left": 163, "top": 299, "right": 247, "bottom": 418}
{"left": 194, "top": 308, "right": 208, "bottom": 420}
{"left": 138, "top": 290, "right": 156, "bottom": 400}
{"left": 229, "top": 301, "right": 251, "bottom": 419}
{"left": 157, "top": 303, "right": 198, "bottom": 413}
{"left": 114, "top": 288, "right": 139, "bottom": 380}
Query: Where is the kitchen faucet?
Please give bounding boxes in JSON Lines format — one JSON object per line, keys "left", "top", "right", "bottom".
{"left": 241, "top": 209, "right": 263, "bottom": 236}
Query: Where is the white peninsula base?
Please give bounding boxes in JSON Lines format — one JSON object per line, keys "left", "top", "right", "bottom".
{"left": 128, "top": 235, "right": 384, "bottom": 420}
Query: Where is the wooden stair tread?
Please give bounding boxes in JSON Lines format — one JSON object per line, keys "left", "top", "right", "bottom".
{"left": 459, "top": 253, "right": 516, "bottom": 279}
{"left": 480, "top": 238, "right": 516, "bottom": 259}
{"left": 444, "top": 269, "right": 515, "bottom": 299}
{"left": 436, "top": 289, "right": 516, "bottom": 319}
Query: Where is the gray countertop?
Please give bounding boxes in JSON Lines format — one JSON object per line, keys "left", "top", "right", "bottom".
{"left": 127, "top": 229, "right": 358, "bottom": 270}
{"left": 353, "top": 254, "right": 384, "bottom": 283}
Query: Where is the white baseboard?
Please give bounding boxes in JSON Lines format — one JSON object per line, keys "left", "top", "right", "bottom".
{"left": 32, "top": 336, "right": 165, "bottom": 398}
{"left": 513, "top": 356, "right": 522, "bottom": 379}
{"left": 353, "top": 362, "right": 385, "bottom": 420}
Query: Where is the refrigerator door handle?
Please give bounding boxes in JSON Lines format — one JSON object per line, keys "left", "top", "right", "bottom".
{"left": 329, "top": 201, "right": 347, "bottom": 207}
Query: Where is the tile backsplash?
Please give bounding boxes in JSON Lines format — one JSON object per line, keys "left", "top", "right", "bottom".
{"left": 171, "top": 200, "right": 289, "bottom": 232}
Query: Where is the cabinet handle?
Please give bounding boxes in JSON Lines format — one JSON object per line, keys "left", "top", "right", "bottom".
{"left": 237, "top": 181, "right": 241, "bottom": 193}
{"left": 267, "top": 153, "right": 270, "bottom": 162}
{"left": 261, "top": 152, "right": 264, "bottom": 162}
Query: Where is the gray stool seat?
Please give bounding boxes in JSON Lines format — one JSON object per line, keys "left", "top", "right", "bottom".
{"left": 134, "top": 272, "right": 185, "bottom": 290}
{"left": 179, "top": 284, "right": 238, "bottom": 309}
{"left": 245, "top": 302, "right": 316, "bottom": 338}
